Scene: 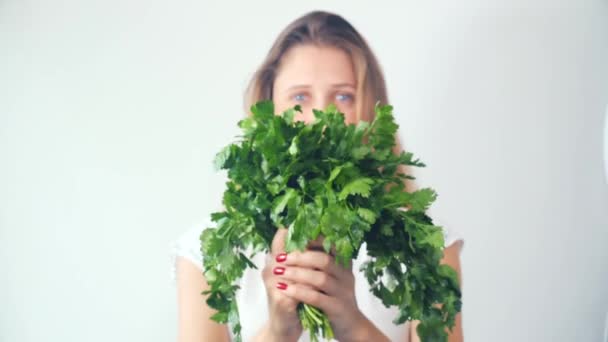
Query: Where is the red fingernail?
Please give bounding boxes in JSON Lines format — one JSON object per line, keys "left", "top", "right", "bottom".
{"left": 273, "top": 266, "right": 285, "bottom": 275}
{"left": 276, "top": 253, "right": 287, "bottom": 263}
{"left": 276, "top": 282, "right": 288, "bottom": 290}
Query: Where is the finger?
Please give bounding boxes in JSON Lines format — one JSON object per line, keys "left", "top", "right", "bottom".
{"left": 282, "top": 250, "right": 351, "bottom": 279}
{"left": 276, "top": 265, "right": 338, "bottom": 296}
{"left": 306, "top": 235, "right": 338, "bottom": 256}
{"left": 278, "top": 281, "right": 337, "bottom": 315}
{"left": 271, "top": 279, "right": 316, "bottom": 307}
{"left": 271, "top": 227, "right": 288, "bottom": 256}
{"left": 270, "top": 279, "right": 299, "bottom": 312}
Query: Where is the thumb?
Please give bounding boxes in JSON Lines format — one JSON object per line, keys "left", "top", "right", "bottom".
{"left": 270, "top": 226, "right": 288, "bottom": 256}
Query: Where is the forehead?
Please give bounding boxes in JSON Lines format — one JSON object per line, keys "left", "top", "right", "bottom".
{"left": 274, "top": 45, "right": 356, "bottom": 89}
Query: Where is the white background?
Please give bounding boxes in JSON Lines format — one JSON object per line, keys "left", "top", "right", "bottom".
{"left": 1, "top": 1, "right": 607, "bottom": 341}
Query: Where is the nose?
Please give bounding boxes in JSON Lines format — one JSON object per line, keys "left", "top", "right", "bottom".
{"left": 312, "top": 97, "right": 332, "bottom": 112}
{"left": 296, "top": 95, "right": 336, "bottom": 124}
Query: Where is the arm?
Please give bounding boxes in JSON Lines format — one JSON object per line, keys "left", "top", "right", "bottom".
{"left": 251, "top": 321, "right": 299, "bottom": 342}
{"left": 250, "top": 300, "right": 391, "bottom": 342}
{"left": 348, "top": 313, "right": 391, "bottom": 342}
{"left": 410, "top": 242, "right": 465, "bottom": 342}
{"left": 175, "top": 256, "right": 231, "bottom": 342}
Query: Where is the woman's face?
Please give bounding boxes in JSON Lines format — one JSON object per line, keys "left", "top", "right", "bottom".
{"left": 272, "top": 44, "right": 357, "bottom": 124}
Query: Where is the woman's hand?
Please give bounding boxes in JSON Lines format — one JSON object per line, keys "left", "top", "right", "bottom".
{"left": 259, "top": 228, "right": 389, "bottom": 342}
{"left": 259, "top": 228, "right": 304, "bottom": 341}
{"left": 272, "top": 232, "right": 367, "bottom": 341}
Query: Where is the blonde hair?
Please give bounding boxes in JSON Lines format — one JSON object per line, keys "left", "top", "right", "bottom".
{"left": 244, "top": 10, "right": 419, "bottom": 192}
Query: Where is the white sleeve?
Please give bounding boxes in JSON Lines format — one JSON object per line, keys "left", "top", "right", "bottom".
{"left": 169, "top": 222, "right": 207, "bottom": 285}
{"left": 433, "top": 215, "right": 465, "bottom": 253}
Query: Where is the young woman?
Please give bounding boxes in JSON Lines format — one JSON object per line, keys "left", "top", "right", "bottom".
{"left": 172, "top": 10, "right": 465, "bottom": 342}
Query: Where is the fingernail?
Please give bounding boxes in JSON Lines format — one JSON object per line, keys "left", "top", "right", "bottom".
{"left": 276, "top": 253, "right": 287, "bottom": 263}
{"left": 273, "top": 266, "right": 285, "bottom": 275}
{"left": 276, "top": 282, "right": 288, "bottom": 290}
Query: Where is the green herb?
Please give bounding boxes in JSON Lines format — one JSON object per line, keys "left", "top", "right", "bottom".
{"left": 200, "top": 100, "right": 462, "bottom": 342}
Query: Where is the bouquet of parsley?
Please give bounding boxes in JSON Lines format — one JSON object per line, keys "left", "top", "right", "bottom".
{"left": 200, "top": 100, "right": 462, "bottom": 342}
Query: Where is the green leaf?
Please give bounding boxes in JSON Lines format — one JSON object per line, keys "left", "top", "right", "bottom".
{"left": 237, "top": 117, "right": 257, "bottom": 136}
{"left": 250, "top": 100, "right": 274, "bottom": 120}
{"left": 323, "top": 238, "right": 332, "bottom": 254}
{"left": 380, "top": 223, "right": 394, "bottom": 237}
{"left": 288, "top": 135, "right": 299, "bottom": 155}
{"left": 325, "top": 103, "right": 338, "bottom": 114}
{"left": 420, "top": 226, "right": 445, "bottom": 249}
{"left": 201, "top": 228, "right": 223, "bottom": 256}
{"left": 203, "top": 100, "right": 461, "bottom": 342}
{"left": 211, "top": 311, "right": 228, "bottom": 323}
{"left": 369, "top": 104, "right": 398, "bottom": 150}
{"left": 213, "top": 144, "right": 234, "bottom": 171}
{"left": 335, "top": 237, "right": 354, "bottom": 264}
{"left": 282, "top": 107, "right": 296, "bottom": 124}
{"left": 351, "top": 145, "right": 371, "bottom": 160}
{"left": 338, "top": 178, "right": 374, "bottom": 200}
{"left": 357, "top": 207, "right": 377, "bottom": 224}
{"left": 328, "top": 162, "right": 352, "bottom": 184}
{"left": 409, "top": 188, "right": 438, "bottom": 212}
{"left": 272, "top": 188, "right": 297, "bottom": 219}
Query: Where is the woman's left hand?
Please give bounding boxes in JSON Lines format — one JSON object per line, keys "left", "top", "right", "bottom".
{"left": 272, "top": 241, "right": 367, "bottom": 341}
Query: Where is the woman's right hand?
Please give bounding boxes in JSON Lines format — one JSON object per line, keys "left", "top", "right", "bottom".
{"left": 260, "top": 228, "right": 303, "bottom": 342}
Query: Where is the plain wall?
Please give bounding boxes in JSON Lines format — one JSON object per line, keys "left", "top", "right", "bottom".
{"left": 1, "top": 1, "right": 607, "bottom": 341}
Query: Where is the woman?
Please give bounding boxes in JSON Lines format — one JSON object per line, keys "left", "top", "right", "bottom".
{"left": 172, "top": 10, "right": 465, "bottom": 342}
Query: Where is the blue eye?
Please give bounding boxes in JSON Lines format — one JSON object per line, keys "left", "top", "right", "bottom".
{"left": 336, "top": 93, "right": 353, "bottom": 102}
{"left": 294, "top": 94, "right": 307, "bottom": 102}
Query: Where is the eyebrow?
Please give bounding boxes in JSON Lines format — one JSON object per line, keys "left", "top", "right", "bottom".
{"left": 331, "top": 83, "right": 356, "bottom": 89}
{"left": 286, "top": 83, "right": 356, "bottom": 91}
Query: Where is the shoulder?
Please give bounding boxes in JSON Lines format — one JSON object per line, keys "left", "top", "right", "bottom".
{"left": 430, "top": 210, "right": 465, "bottom": 253}
{"left": 432, "top": 211, "right": 465, "bottom": 279}
{"left": 169, "top": 218, "right": 212, "bottom": 284}
{"left": 171, "top": 218, "right": 232, "bottom": 341}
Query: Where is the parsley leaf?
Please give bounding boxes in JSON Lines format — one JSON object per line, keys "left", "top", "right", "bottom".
{"left": 201, "top": 101, "right": 462, "bottom": 342}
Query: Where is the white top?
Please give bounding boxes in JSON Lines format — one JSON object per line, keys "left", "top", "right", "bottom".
{"left": 170, "top": 214, "right": 464, "bottom": 342}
